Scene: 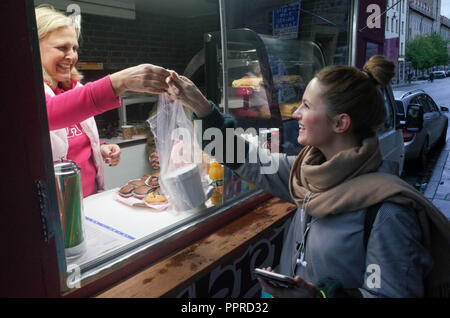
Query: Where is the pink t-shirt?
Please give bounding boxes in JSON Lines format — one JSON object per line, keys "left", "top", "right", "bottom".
{"left": 65, "top": 123, "right": 98, "bottom": 197}
{"left": 46, "top": 77, "right": 120, "bottom": 130}
{"left": 46, "top": 77, "right": 120, "bottom": 197}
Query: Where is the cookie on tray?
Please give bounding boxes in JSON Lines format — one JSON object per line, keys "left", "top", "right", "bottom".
{"left": 133, "top": 185, "right": 153, "bottom": 199}
{"left": 128, "top": 179, "right": 146, "bottom": 187}
{"left": 118, "top": 184, "right": 135, "bottom": 198}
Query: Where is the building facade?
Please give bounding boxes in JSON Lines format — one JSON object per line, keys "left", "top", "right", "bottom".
{"left": 408, "top": 0, "right": 440, "bottom": 40}
{"left": 402, "top": 0, "right": 449, "bottom": 76}
{"left": 385, "top": 0, "right": 408, "bottom": 83}
{"left": 441, "top": 15, "right": 450, "bottom": 61}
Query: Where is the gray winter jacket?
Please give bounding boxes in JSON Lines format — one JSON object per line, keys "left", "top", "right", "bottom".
{"left": 195, "top": 103, "right": 434, "bottom": 298}
{"left": 234, "top": 143, "right": 434, "bottom": 298}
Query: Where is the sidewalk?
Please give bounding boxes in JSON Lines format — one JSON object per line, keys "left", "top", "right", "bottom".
{"left": 391, "top": 80, "right": 428, "bottom": 89}
{"left": 424, "top": 142, "right": 450, "bottom": 219}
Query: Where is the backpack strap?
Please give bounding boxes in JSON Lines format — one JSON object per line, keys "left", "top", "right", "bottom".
{"left": 315, "top": 202, "right": 383, "bottom": 298}
{"left": 364, "top": 202, "right": 383, "bottom": 249}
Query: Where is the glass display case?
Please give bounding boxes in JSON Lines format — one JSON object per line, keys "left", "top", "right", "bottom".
{"left": 205, "top": 28, "right": 326, "bottom": 156}
{"left": 64, "top": 30, "right": 328, "bottom": 295}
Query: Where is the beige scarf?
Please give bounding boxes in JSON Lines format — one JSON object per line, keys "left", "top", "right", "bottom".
{"left": 289, "top": 136, "right": 450, "bottom": 297}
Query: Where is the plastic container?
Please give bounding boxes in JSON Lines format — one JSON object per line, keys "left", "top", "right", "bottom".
{"left": 162, "top": 164, "right": 206, "bottom": 211}
{"left": 208, "top": 161, "right": 224, "bottom": 205}
{"left": 54, "top": 160, "right": 86, "bottom": 260}
{"left": 208, "top": 162, "right": 224, "bottom": 180}
{"left": 121, "top": 125, "right": 134, "bottom": 140}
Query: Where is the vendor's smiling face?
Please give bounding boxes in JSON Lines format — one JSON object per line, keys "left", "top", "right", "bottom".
{"left": 292, "top": 78, "right": 335, "bottom": 148}
{"left": 39, "top": 26, "right": 78, "bottom": 84}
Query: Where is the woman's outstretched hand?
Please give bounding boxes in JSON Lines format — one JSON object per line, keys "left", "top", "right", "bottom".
{"left": 110, "top": 64, "right": 171, "bottom": 96}
{"left": 165, "top": 72, "right": 212, "bottom": 117}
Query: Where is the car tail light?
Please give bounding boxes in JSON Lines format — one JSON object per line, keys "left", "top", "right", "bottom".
{"left": 402, "top": 129, "right": 415, "bottom": 142}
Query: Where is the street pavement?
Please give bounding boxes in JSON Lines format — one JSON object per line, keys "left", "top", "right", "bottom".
{"left": 393, "top": 79, "right": 450, "bottom": 219}
{"left": 424, "top": 141, "right": 450, "bottom": 219}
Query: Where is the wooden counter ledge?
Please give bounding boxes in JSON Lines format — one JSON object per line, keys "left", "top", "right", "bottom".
{"left": 96, "top": 197, "right": 296, "bottom": 298}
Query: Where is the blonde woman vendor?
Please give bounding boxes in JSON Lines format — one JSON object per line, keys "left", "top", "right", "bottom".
{"left": 36, "top": 5, "right": 170, "bottom": 197}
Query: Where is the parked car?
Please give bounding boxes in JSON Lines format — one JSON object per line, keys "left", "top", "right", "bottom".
{"left": 446, "top": 70, "right": 450, "bottom": 77}
{"left": 393, "top": 89, "right": 448, "bottom": 167}
{"left": 432, "top": 71, "right": 446, "bottom": 79}
{"left": 376, "top": 86, "right": 406, "bottom": 175}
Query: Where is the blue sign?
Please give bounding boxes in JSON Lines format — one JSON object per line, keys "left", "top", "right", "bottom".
{"left": 273, "top": 2, "right": 301, "bottom": 39}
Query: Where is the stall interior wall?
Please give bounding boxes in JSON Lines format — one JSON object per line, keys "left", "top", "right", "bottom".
{"left": 225, "top": 0, "right": 352, "bottom": 66}
{"left": 75, "top": 7, "right": 219, "bottom": 139}
{"left": 78, "top": 11, "right": 219, "bottom": 78}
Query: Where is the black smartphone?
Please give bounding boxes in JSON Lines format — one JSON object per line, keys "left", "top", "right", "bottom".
{"left": 254, "top": 268, "right": 296, "bottom": 288}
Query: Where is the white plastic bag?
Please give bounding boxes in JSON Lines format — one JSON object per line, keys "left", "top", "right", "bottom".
{"left": 148, "top": 93, "right": 208, "bottom": 212}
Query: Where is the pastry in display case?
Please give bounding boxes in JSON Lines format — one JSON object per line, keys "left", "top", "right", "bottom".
{"left": 279, "top": 101, "right": 301, "bottom": 120}
{"left": 232, "top": 76, "right": 263, "bottom": 89}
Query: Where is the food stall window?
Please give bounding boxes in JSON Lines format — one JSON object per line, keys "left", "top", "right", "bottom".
{"left": 33, "top": 0, "right": 246, "bottom": 294}
{"left": 34, "top": 0, "right": 353, "bottom": 295}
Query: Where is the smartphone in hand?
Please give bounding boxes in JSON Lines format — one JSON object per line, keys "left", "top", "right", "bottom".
{"left": 254, "top": 268, "right": 296, "bottom": 288}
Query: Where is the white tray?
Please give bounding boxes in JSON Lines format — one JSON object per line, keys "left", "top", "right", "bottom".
{"left": 83, "top": 189, "right": 205, "bottom": 240}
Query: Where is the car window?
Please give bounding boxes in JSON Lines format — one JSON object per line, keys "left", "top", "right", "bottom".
{"left": 425, "top": 95, "right": 439, "bottom": 112}
{"left": 411, "top": 96, "right": 430, "bottom": 113}
{"left": 418, "top": 95, "right": 433, "bottom": 113}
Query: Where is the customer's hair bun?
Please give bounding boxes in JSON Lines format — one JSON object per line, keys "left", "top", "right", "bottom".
{"left": 363, "top": 55, "right": 395, "bottom": 86}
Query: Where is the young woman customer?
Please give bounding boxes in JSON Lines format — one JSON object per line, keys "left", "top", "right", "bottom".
{"left": 36, "top": 5, "right": 170, "bottom": 197}
{"left": 164, "top": 55, "right": 450, "bottom": 298}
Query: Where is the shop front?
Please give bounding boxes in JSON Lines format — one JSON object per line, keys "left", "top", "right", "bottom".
{"left": 1, "top": 0, "right": 388, "bottom": 298}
